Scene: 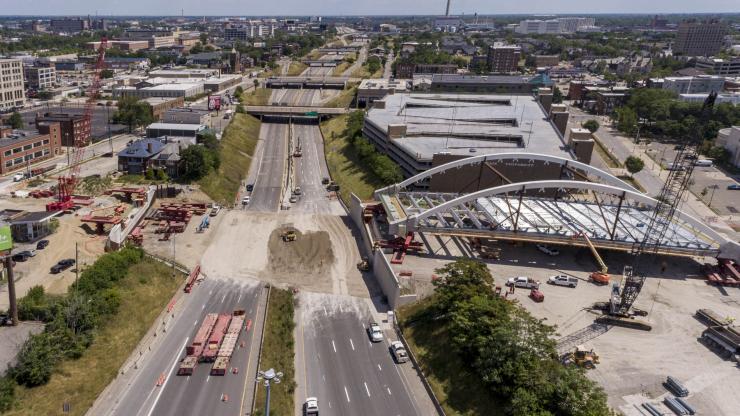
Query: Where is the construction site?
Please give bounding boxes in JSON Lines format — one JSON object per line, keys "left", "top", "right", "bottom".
{"left": 350, "top": 139, "right": 740, "bottom": 415}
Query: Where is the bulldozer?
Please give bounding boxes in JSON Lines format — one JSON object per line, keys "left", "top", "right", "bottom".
{"left": 357, "top": 257, "right": 371, "bottom": 271}
{"left": 281, "top": 230, "right": 297, "bottom": 242}
{"left": 563, "top": 345, "right": 600, "bottom": 369}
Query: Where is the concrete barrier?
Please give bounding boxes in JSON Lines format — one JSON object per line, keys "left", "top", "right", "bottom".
{"left": 108, "top": 186, "right": 156, "bottom": 249}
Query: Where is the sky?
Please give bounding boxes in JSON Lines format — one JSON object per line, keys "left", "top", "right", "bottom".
{"left": 2, "top": 0, "right": 739, "bottom": 16}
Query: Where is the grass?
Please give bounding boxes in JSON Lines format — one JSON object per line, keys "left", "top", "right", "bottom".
{"left": 332, "top": 62, "right": 351, "bottom": 76}
{"left": 319, "top": 114, "right": 386, "bottom": 206}
{"left": 4, "top": 259, "right": 182, "bottom": 416}
{"left": 397, "top": 298, "right": 504, "bottom": 416}
{"left": 242, "top": 88, "right": 272, "bottom": 106}
{"left": 198, "top": 113, "right": 261, "bottom": 205}
{"left": 286, "top": 62, "right": 308, "bottom": 76}
{"left": 591, "top": 133, "right": 623, "bottom": 168}
{"left": 254, "top": 288, "right": 296, "bottom": 416}
{"left": 617, "top": 175, "right": 645, "bottom": 192}
{"left": 351, "top": 65, "right": 383, "bottom": 79}
{"left": 324, "top": 85, "right": 357, "bottom": 108}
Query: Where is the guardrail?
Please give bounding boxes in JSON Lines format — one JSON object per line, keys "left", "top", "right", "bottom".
{"left": 250, "top": 284, "right": 272, "bottom": 414}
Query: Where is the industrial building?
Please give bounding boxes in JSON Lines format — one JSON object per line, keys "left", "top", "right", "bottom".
{"left": 515, "top": 17, "right": 595, "bottom": 34}
{"left": 487, "top": 43, "right": 521, "bottom": 74}
{"left": 674, "top": 20, "right": 727, "bottom": 57}
{"left": 395, "top": 63, "right": 458, "bottom": 79}
{"left": 0, "top": 123, "right": 62, "bottom": 175}
{"left": 145, "top": 123, "right": 206, "bottom": 139}
{"left": 650, "top": 75, "right": 725, "bottom": 95}
{"left": 140, "top": 97, "right": 185, "bottom": 121}
{"left": 162, "top": 108, "right": 210, "bottom": 126}
{"left": 362, "top": 92, "right": 579, "bottom": 189}
{"left": 357, "top": 79, "right": 409, "bottom": 108}
{"left": 114, "top": 83, "right": 204, "bottom": 99}
{"left": 429, "top": 74, "right": 553, "bottom": 94}
{"left": 23, "top": 66, "right": 56, "bottom": 90}
{"left": 695, "top": 57, "right": 740, "bottom": 76}
{"left": 0, "top": 59, "right": 25, "bottom": 112}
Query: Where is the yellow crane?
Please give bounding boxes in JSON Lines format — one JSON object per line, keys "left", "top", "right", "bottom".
{"left": 578, "top": 233, "right": 610, "bottom": 284}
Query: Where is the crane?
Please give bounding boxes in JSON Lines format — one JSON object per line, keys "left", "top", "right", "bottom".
{"left": 598, "top": 92, "right": 718, "bottom": 329}
{"left": 46, "top": 38, "right": 108, "bottom": 211}
{"left": 577, "top": 232, "right": 610, "bottom": 284}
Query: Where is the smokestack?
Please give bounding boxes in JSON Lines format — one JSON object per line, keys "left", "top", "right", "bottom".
{"left": 445, "top": 0, "right": 451, "bottom": 16}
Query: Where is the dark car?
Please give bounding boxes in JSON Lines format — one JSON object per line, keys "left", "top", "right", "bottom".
{"left": 12, "top": 253, "right": 29, "bottom": 262}
{"left": 246, "top": 184, "right": 254, "bottom": 192}
{"left": 728, "top": 184, "right": 740, "bottom": 190}
{"left": 36, "top": 239, "right": 50, "bottom": 250}
{"left": 50, "top": 259, "right": 75, "bottom": 274}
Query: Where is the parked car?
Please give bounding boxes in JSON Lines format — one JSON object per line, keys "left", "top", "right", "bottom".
{"left": 289, "top": 195, "right": 299, "bottom": 203}
{"left": 367, "top": 322, "right": 383, "bottom": 342}
{"left": 536, "top": 244, "right": 560, "bottom": 256}
{"left": 210, "top": 204, "right": 221, "bottom": 216}
{"left": 693, "top": 159, "right": 713, "bottom": 167}
{"left": 506, "top": 276, "right": 540, "bottom": 289}
{"left": 36, "top": 239, "right": 50, "bottom": 250}
{"left": 246, "top": 183, "right": 254, "bottom": 192}
{"left": 293, "top": 186, "right": 302, "bottom": 195}
{"left": 50, "top": 259, "right": 75, "bottom": 274}
{"left": 728, "top": 184, "right": 740, "bottom": 190}
{"left": 11, "top": 253, "right": 29, "bottom": 262}
{"left": 303, "top": 397, "right": 319, "bottom": 416}
{"left": 390, "top": 341, "right": 409, "bottom": 363}
{"left": 548, "top": 275, "right": 578, "bottom": 288}
{"left": 321, "top": 177, "right": 330, "bottom": 185}
{"left": 242, "top": 196, "right": 251, "bottom": 205}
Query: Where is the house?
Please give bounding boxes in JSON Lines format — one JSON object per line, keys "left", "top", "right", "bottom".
{"left": 117, "top": 138, "right": 165, "bottom": 175}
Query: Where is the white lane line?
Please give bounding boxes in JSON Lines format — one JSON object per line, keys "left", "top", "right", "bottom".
{"left": 331, "top": 340, "right": 336, "bottom": 353}
{"left": 323, "top": 305, "right": 328, "bottom": 315}
{"left": 209, "top": 290, "right": 213, "bottom": 295}
{"left": 237, "top": 292, "right": 242, "bottom": 303}
{"left": 387, "top": 387, "right": 392, "bottom": 395}
{"left": 221, "top": 294, "right": 226, "bottom": 303}
{"left": 349, "top": 338, "right": 355, "bottom": 351}
{"left": 377, "top": 364, "right": 382, "bottom": 371}
{"left": 193, "top": 319, "right": 198, "bottom": 326}
{"left": 364, "top": 382, "right": 371, "bottom": 397}
{"left": 344, "top": 386, "right": 350, "bottom": 402}
{"left": 206, "top": 376, "right": 210, "bottom": 383}
{"left": 143, "top": 337, "right": 189, "bottom": 416}
{"left": 201, "top": 303, "right": 206, "bottom": 310}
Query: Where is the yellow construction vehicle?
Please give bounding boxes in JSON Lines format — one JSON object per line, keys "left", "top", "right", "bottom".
{"left": 281, "top": 230, "right": 297, "bottom": 242}
{"left": 579, "top": 233, "right": 610, "bottom": 285}
{"left": 564, "top": 345, "right": 600, "bottom": 369}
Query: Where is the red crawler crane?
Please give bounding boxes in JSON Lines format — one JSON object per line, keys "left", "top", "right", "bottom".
{"left": 46, "top": 38, "right": 108, "bottom": 211}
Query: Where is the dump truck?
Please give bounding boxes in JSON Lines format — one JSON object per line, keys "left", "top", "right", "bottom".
{"left": 282, "top": 230, "right": 297, "bottom": 242}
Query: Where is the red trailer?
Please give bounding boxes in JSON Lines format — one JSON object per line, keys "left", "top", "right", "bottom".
{"left": 210, "top": 310, "right": 245, "bottom": 375}
{"left": 186, "top": 313, "right": 218, "bottom": 356}
{"left": 202, "top": 314, "right": 231, "bottom": 362}
{"left": 184, "top": 264, "right": 201, "bottom": 293}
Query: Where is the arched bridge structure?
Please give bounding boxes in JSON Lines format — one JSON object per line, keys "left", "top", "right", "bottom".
{"left": 374, "top": 153, "right": 738, "bottom": 259}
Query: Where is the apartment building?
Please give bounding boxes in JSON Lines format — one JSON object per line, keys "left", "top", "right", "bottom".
{"left": 0, "top": 123, "right": 62, "bottom": 175}
{"left": 49, "top": 18, "right": 89, "bottom": 33}
{"left": 0, "top": 59, "right": 25, "bottom": 112}
{"left": 224, "top": 22, "right": 276, "bottom": 40}
{"left": 695, "top": 57, "right": 740, "bottom": 76}
{"left": 515, "top": 17, "right": 594, "bottom": 34}
{"left": 34, "top": 113, "right": 90, "bottom": 147}
{"left": 24, "top": 66, "right": 56, "bottom": 90}
{"left": 674, "top": 20, "right": 727, "bottom": 57}
{"left": 487, "top": 43, "right": 521, "bottom": 74}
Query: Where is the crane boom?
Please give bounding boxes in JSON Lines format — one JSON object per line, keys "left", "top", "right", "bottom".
{"left": 46, "top": 38, "right": 107, "bottom": 211}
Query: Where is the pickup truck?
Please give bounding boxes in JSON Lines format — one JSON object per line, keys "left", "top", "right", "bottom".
{"left": 506, "top": 276, "right": 540, "bottom": 289}
{"left": 548, "top": 275, "right": 578, "bottom": 288}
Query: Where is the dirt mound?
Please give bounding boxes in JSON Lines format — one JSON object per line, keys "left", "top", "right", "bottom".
{"left": 268, "top": 225, "right": 334, "bottom": 275}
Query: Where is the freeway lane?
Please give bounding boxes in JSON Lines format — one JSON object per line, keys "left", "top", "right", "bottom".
{"left": 248, "top": 122, "right": 288, "bottom": 212}
{"left": 109, "top": 279, "right": 261, "bottom": 416}
{"left": 298, "top": 294, "right": 420, "bottom": 416}
{"left": 292, "top": 123, "right": 336, "bottom": 214}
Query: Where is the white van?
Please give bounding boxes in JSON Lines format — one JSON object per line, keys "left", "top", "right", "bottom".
{"left": 13, "top": 173, "right": 24, "bottom": 182}
{"left": 694, "top": 159, "right": 713, "bottom": 167}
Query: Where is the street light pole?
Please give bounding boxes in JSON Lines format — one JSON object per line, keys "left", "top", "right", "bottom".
{"left": 257, "top": 368, "right": 282, "bottom": 416}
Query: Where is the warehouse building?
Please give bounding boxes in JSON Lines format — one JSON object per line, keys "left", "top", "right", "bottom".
{"left": 0, "top": 123, "right": 62, "bottom": 175}
{"left": 362, "top": 92, "right": 579, "bottom": 192}
{"left": 430, "top": 74, "right": 553, "bottom": 94}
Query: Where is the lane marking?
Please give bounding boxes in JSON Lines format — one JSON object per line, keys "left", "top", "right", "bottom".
{"left": 387, "top": 387, "right": 392, "bottom": 395}
{"left": 378, "top": 364, "right": 382, "bottom": 371}
{"left": 331, "top": 340, "right": 336, "bottom": 353}
{"left": 237, "top": 292, "right": 242, "bottom": 303}
{"left": 142, "top": 336, "right": 188, "bottom": 416}
{"left": 364, "top": 382, "right": 371, "bottom": 397}
{"left": 206, "top": 376, "right": 210, "bottom": 383}
{"left": 344, "top": 386, "right": 350, "bottom": 403}
{"left": 349, "top": 338, "right": 355, "bottom": 351}
{"left": 201, "top": 303, "right": 206, "bottom": 310}
{"left": 193, "top": 319, "right": 198, "bottom": 326}
{"left": 221, "top": 294, "right": 226, "bottom": 303}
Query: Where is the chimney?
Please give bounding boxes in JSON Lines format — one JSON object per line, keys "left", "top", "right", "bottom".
{"left": 147, "top": 142, "right": 153, "bottom": 153}
{"left": 445, "top": 0, "right": 451, "bottom": 16}
{"left": 538, "top": 89, "right": 553, "bottom": 115}
{"left": 551, "top": 109, "right": 570, "bottom": 138}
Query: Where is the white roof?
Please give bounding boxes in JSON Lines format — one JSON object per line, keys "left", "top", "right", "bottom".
{"left": 147, "top": 123, "right": 205, "bottom": 130}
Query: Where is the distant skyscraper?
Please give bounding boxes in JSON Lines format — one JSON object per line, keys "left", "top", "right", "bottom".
{"left": 674, "top": 20, "right": 727, "bottom": 57}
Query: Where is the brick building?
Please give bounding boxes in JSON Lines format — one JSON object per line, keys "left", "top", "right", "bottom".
{"left": 0, "top": 123, "right": 62, "bottom": 175}
{"left": 487, "top": 44, "right": 521, "bottom": 73}
{"left": 34, "top": 113, "right": 90, "bottom": 147}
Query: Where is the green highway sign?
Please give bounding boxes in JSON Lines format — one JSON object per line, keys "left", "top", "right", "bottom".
{"left": 304, "top": 111, "right": 319, "bottom": 117}
{"left": 0, "top": 224, "right": 12, "bottom": 252}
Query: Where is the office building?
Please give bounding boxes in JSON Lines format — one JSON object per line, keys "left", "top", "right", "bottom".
{"left": 695, "top": 57, "right": 740, "bottom": 76}
{"left": 0, "top": 59, "right": 25, "bottom": 111}
{"left": 34, "top": 113, "right": 90, "bottom": 147}
{"left": 395, "top": 63, "right": 457, "bottom": 79}
{"left": 24, "top": 66, "right": 56, "bottom": 90}
{"left": 674, "top": 20, "right": 727, "bottom": 57}
{"left": 224, "top": 22, "right": 276, "bottom": 40}
{"left": 515, "top": 17, "right": 595, "bottom": 34}
{"left": 654, "top": 75, "right": 725, "bottom": 95}
{"left": 362, "top": 92, "right": 575, "bottom": 190}
{"left": 533, "top": 55, "right": 560, "bottom": 67}
{"left": 0, "top": 123, "right": 62, "bottom": 175}
{"left": 487, "top": 43, "right": 521, "bottom": 74}
{"left": 49, "top": 18, "right": 89, "bottom": 33}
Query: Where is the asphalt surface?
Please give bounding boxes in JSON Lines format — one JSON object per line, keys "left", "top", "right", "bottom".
{"left": 292, "top": 123, "right": 333, "bottom": 214}
{"left": 248, "top": 122, "right": 288, "bottom": 212}
{"left": 109, "top": 279, "right": 262, "bottom": 416}
{"left": 298, "top": 296, "right": 421, "bottom": 416}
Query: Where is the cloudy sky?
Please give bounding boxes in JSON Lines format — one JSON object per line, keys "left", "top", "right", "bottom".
{"left": 3, "top": 0, "right": 738, "bottom": 16}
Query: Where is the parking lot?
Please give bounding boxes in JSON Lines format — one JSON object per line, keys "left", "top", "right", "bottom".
{"left": 391, "top": 234, "right": 740, "bottom": 416}
{"left": 19, "top": 104, "right": 128, "bottom": 140}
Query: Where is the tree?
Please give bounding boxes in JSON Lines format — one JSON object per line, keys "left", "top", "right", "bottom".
{"left": 235, "top": 104, "right": 246, "bottom": 114}
{"left": 625, "top": 156, "right": 645, "bottom": 177}
{"left": 583, "top": 119, "right": 600, "bottom": 133}
{"left": 180, "top": 145, "right": 218, "bottom": 181}
{"left": 199, "top": 32, "right": 208, "bottom": 44}
{"left": 552, "top": 86, "right": 564, "bottom": 104}
{"left": 112, "top": 97, "right": 154, "bottom": 132}
{"left": 8, "top": 111, "right": 23, "bottom": 129}
{"left": 100, "top": 69, "right": 114, "bottom": 79}
{"left": 253, "top": 79, "right": 259, "bottom": 89}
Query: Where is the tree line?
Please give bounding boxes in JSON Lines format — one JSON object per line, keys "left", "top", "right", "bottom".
{"left": 343, "top": 111, "right": 403, "bottom": 185}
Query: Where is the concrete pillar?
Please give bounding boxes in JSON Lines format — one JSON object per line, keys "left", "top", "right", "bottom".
{"left": 538, "top": 90, "right": 553, "bottom": 115}
{"left": 551, "top": 111, "right": 569, "bottom": 138}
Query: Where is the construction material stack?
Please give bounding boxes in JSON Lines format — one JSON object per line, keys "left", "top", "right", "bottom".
{"left": 211, "top": 310, "right": 246, "bottom": 375}
{"left": 178, "top": 313, "right": 218, "bottom": 375}
{"left": 202, "top": 314, "right": 231, "bottom": 362}
{"left": 695, "top": 308, "right": 740, "bottom": 360}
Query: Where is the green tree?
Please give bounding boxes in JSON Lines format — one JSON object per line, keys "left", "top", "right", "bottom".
{"left": 100, "top": 69, "right": 114, "bottom": 79}
{"left": 0, "top": 377, "right": 15, "bottom": 412}
{"left": 625, "top": 156, "right": 645, "bottom": 177}
{"left": 112, "top": 97, "right": 153, "bottom": 133}
{"left": 8, "top": 111, "right": 23, "bottom": 129}
{"left": 235, "top": 104, "right": 246, "bottom": 114}
{"left": 614, "top": 107, "right": 638, "bottom": 136}
{"left": 583, "top": 119, "right": 600, "bottom": 133}
{"left": 199, "top": 32, "right": 208, "bottom": 44}
{"left": 552, "top": 85, "right": 564, "bottom": 104}
{"left": 180, "top": 145, "right": 218, "bottom": 181}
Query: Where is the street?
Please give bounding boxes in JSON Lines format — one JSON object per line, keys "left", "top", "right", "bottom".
{"left": 247, "top": 122, "right": 288, "bottom": 212}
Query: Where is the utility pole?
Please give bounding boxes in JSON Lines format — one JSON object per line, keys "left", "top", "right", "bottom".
{"left": 4, "top": 257, "right": 18, "bottom": 326}
{"left": 75, "top": 242, "right": 79, "bottom": 288}
{"left": 172, "top": 233, "right": 176, "bottom": 277}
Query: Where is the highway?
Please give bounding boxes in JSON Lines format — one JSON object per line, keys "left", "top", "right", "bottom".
{"left": 107, "top": 279, "right": 262, "bottom": 416}
{"left": 297, "top": 294, "right": 422, "bottom": 416}
{"left": 248, "top": 122, "right": 288, "bottom": 212}
{"left": 292, "top": 123, "right": 334, "bottom": 214}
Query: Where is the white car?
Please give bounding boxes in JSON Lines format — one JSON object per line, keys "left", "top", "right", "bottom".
{"left": 242, "top": 196, "right": 250, "bottom": 205}
{"left": 303, "top": 397, "right": 319, "bottom": 416}
{"left": 210, "top": 204, "right": 221, "bottom": 216}
{"left": 506, "top": 276, "right": 540, "bottom": 289}
{"left": 536, "top": 244, "right": 560, "bottom": 256}
{"left": 548, "top": 275, "right": 578, "bottom": 288}
{"left": 367, "top": 322, "right": 383, "bottom": 342}
{"left": 13, "top": 173, "right": 24, "bottom": 182}
{"left": 390, "top": 341, "right": 409, "bottom": 363}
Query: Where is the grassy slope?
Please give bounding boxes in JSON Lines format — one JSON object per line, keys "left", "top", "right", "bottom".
{"left": 286, "top": 62, "right": 308, "bottom": 76}
{"left": 5, "top": 260, "right": 182, "bottom": 416}
{"left": 243, "top": 88, "right": 272, "bottom": 106}
{"left": 324, "top": 85, "right": 357, "bottom": 108}
{"left": 332, "top": 62, "right": 351, "bottom": 76}
{"left": 398, "top": 299, "right": 503, "bottom": 416}
{"left": 253, "top": 288, "right": 295, "bottom": 416}
{"left": 198, "top": 113, "right": 261, "bottom": 205}
{"left": 319, "top": 114, "right": 385, "bottom": 206}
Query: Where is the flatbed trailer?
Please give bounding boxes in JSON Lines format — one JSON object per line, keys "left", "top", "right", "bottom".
{"left": 202, "top": 314, "right": 231, "bottom": 362}
{"left": 177, "top": 356, "right": 198, "bottom": 376}
{"left": 186, "top": 313, "right": 218, "bottom": 357}
{"left": 210, "top": 311, "right": 246, "bottom": 375}
{"left": 702, "top": 325, "right": 740, "bottom": 359}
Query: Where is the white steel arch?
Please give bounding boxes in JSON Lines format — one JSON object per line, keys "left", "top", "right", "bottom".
{"left": 406, "top": 180, "right": 729, "bottom": 246}
{"left": 375, "top": 153, "right": 637, "bottom": 195}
